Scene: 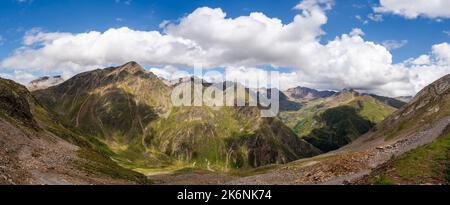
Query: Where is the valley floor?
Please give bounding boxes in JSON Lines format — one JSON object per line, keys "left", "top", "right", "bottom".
{"left": 5, "top": 115, "right": 447, "bottom": 185}
{"left": 148, "top": 169, "right": 237, "bottom": 185}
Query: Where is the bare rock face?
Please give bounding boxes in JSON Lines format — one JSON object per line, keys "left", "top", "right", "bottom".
{"left": 28, "top": 75, "right": 64, "bottom": 91}
{"left": 390, "top": 75, "right": 450, "bottom": 121}
{"left": 284, "top": 86, "right": 336, "bottom": 101}
{"left": 409, "top": 74, "right": 450, "bottom": 109}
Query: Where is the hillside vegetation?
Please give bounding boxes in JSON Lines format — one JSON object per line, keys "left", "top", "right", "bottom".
{"left": 279, "top": 89, "right": 397, "bottom": 152}
{"left": 33, "top": 62, "right": 321, "bottom": 174}
{"left": 0, "top": 77, "right": 149, "bottom": 184}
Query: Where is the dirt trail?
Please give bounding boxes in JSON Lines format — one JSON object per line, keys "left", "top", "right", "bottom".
{"left": 228, "top": 117, "right": 450, "bottom": 185}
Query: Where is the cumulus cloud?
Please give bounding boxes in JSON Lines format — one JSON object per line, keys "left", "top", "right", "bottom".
{"left": 432, "top": 42, "right": 450, "bottom": 63}
{"left": 305, "top": 31, "right": 413, "bottom": 96}
{"left": 382, "top": 40, "right": 408, "bottom": 50}
{"left": 410, "top": 55, "right": 431, "bottom": 65}
{"left": 398, "top": 42, "right": 450, "bottom": 94}
{"left": 163, "top": 1, "right": 329, "bottom": 68}
{"left": 1, "top": 27, "right": 207, "bottom": 76}
{"left": 367, "top": 13, "right": 384, "bottom": 22}
{"left": 223, "top": 67, "right": 300, "bottom": 90}
{"left": 374, "top": 0, "right": 450, "bottom": 19}
{"left": 0, "top": 0, "right": 449, "bottom": 96}
{"left": 0, "top": 70, "right": 36, "bottom": 83}
{"left": 355, "top": 15, "right": 368, "bottom": 25}
{"left": 149, "top": 66, "right": 190, "bottom": 81}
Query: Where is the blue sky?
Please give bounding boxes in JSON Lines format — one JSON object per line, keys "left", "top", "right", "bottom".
{"left": 0, "top": 0, "right": 448, "bottom": 62}
{"left": 0, "top": 0, "right": 449, "bottom": 96}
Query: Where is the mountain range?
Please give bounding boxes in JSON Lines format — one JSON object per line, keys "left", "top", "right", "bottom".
{"left": 1, "top": 61, "right": 448, "bottom": 185}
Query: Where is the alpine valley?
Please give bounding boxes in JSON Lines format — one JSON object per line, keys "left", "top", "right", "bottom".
{"left": 0, "top": 62, "right": 449, "bottom": 185}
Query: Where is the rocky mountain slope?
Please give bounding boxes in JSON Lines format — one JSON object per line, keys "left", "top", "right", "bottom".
{"left": 365, "top": 74, "right": 450, "bottom": 142}
{"left": 0, "top": 77, "right": 148, "bottom": 185}
{"left": 34, "top": 62, "right": 171, "bottom": 143}
{"left": 364, "top": 94, "right": 407, "bottom": 109}
{"left": 33, "top": 62, "right": 321, "bottom": 174}
{"left": 352, "top": 74, "right": 450, "bottom": 184}
{"left": 284, "top": 86, "right": 336, "bottom": 101}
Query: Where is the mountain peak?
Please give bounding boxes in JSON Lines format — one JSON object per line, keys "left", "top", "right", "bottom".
{"left": 284, "top": 86, "right": 336, "bottom": 101}
{"left": 28, "top": 75, "right": 64, "bottom": 91}
{"left": 338, "top": 88, "right": 359, "bottom": 96}
{"left": 111, "top": 61, "right": 146, "bottom": 74}
{"left": 341, "top": 87, "right": 357, "bottom": 93}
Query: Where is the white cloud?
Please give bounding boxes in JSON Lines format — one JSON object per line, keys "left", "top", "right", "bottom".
{"left": 382, "top": 40, "right": 408, "bottom": 50}
{"left": 1, "top": 27, "right": 207, "bottom": 76}
{"left": 374, "top": 0, "right": 450, "bottom": 19}
{"left": 222, "top": 67, "right": 300, "bottom": 90}
{"left": 163, "top": 3, "right": 329, "bottom": 68}
{"left": 355, "top": 15, "right": 369, "bottom": 25}
{"left": 398, "top": 42, "right": 450, "bottom": 94}
{"left": 349, "top": 28, "right": 365, "bottom": 36}
{"left": 0, "top": 70, "right": 36, "bottom": 84}
{"left": 149, "top": 65, "right": 190, "bottom": 81}
{"left": 306, "top": 31, "right": 412, "bottom": 96}
{"left": 410, "top": 55, "right": 431, "bottom": 65}
{"left": 367, "top": 13, "right": 384, "bottom": 22}
{"left": 0, "top": 0, "right": 449, "bottom": 97}
{"left": 432, "top": 42, "right": 450, "bottom": 63}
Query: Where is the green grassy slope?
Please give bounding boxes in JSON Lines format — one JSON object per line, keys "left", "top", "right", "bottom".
{"left": 279, "top": 92, "right": 397, "bottom": 152}
{"left": 367, "top": 127, "right": 450, "bottom": 185}
{"left": 303, "top": 106, "right": 374, "bottom": 152}
{"left": 0, "top": 77, "right": 150, "bottom": 184}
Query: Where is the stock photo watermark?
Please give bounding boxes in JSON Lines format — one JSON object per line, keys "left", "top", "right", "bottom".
{"left": 170, "top": 64, "right": 280, "bottom": 117}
